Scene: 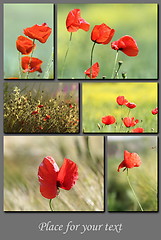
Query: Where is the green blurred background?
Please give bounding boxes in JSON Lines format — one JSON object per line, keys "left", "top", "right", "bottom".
{"left": 58, "top": 4, "right": 157, "bottom": 79}
{"left": 4, "top": 4, "right": 53, "bottom": 79}
{"left": 83, "top": 82, "right": 158, "bottom": 133}
{"left": 4, "top": 136, "right": 104, "bottom": 211}
{"left": 108, "top": 136, "right": 158, "bottom": 211}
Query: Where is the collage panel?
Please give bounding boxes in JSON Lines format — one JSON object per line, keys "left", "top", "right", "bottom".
{"left": 107, "top": 136, "right": 158, "bottom": 212}
{"left": 57, "top": 3, "right": 158, "bottom": 80}
{"left": 4, "top": 136, "right": 104, "bottom": 212}
{"left": 4, "top": 3, "right": 54, "bottom": 79}
{"left": 4, "top": 82, "right": 79, "bottom": 134}
{"left": 83, "top": 82, "right": 158, "bottom": 133}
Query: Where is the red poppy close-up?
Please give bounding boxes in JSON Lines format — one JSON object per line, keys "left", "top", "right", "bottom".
{"left": 24, "top": 23, "right": 52, "bottom": 43}
{"left": 116, "top": 96, "right": 128, "bottom": 106}
{"left": 102, "top": 115, "right": 116, "bottom": 125}
{"left": 21, "top": 56, "right": 43, "bottom": 73}
{"left": 125, "top": 102, "right": 137, "bottom": 109}
{"left": 123, "top": 117, "right": 139, "bottom": 128}
{"left": 84, "top": 62, "right": 100, "bottom": 79}
{"left": 38, "top": 156, "right": 78, "bottom": 199}
{"left": 16, "top": 36, "right": 36, "bottom": 55}
{"left": 111, "top": 35, "right": 139, "bottom": 56}
{"left": 91, "top": 23, "right": 115, "bottom": 44}
{"left": 117, "top": 150, "right": 142, "bottom": 172}
{"left": 151, "top": 107, "right": 158, "bottom": 115}
{"left": 66, "top": 9, "right": 90, "bottom": 32}
{"left": 131, "top": 127, "right": 144, "bottom": 133}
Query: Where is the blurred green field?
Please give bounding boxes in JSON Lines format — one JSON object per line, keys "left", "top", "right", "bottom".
{"left": 58, "top": 4, "right": 157, "bottom": 79}
{"left": 108, "top": 136, "right": 158, "bottom": 211}
{"left": 4, "top": 136, "right": 104, "bottom": 211}
{"left": 83, "top": 82, "right": 158, "bottom": 133}
{"left": 4, "top": 4, "right": 53, "bottom": 79}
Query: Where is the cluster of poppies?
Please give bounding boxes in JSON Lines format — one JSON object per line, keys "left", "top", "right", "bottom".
{"left": 66, "top": 9, "right": 139, "bottom": 79}
{"left": 16, "top": 23, "right": 52, "bottom": 74}
{"left": 101, "top": 96, "right": 158, "bottom": 133}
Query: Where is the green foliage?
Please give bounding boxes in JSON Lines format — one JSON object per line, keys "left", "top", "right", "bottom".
{"left": 4, "top": 136, "right": 104, "bottom": 211}
{"left": 4, "top": 83, "right": 79, "bottom": 133}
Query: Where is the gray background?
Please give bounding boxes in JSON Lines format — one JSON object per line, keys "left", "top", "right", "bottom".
{"left": 0, "top": 0, "right": 160, "bottom": 239}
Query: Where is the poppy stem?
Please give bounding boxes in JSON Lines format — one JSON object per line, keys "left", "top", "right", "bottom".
{"left": 18, "top": 52, "right": 22, "bottom": 79}
{"left": 43, "top": 49, "right": 54, "bottom": 79}
{"left": 61, "top": 32, "right": 72, "bottom": 78}
{"left": 111, "top": 51, "right": 119, "bottom": 79}
{"left": 90, "top": 42, "right": 96, "bottom": 79}
{"left": 126, "top": 169, "right": 144, "bottom": 211}
{"left": 26, "top": 39, "right": 35, "bottom": 79}
{"left": 49, "top": 199, "right": 54, "bottom": 211}
{"left": 114, "top": 61, "right": 123, "bottom": 79}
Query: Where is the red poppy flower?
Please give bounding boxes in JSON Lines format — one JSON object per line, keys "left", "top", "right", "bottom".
{"left": 84, "top": 62, "right": 100, "bottom": 79}
{"left": 38, "top": 105, "right": 44, "bottom": 108}
{"left": 21, "top": 56, "right": 43, "bottom": 73}
{"left": 131, "top": 127, "right": 144, "bottom": 133}
{"left": 102, "top": 115, "right": 116, "bottom": 125}
{"left": 69, "top": 104, "right": 73, "bottom": 108}
{"left": 24, "top": 23, "right": 52, "bottom": 43}
{"left": 91, "top": 23, "right": 115, "bottom": 45}
{"left": 66, "top": 9, "right": 90, "bottom": 32}
{"left": 117, "top": 150, "right": 142, "bottom": 172}
{"left": 111, "top": 35, "right": 139, "bottom": 56}
{"left": 43, "top": 114, "right": 51, "bottom": 121}
{"left": 38, "top": 156, "right": 78, "bottom": 199}
{"left": 123, "top": 117, "right": 139, "bottom": 127}
{"left": 116, "top": 96, "right": 128, "bottom": 105}
{"left": 31, "top": 110, "right": 39, "bottom": 115}
{"left": 16, "top": 36, "right": 36, "bottom": 55}
{"left": 151, "top": 107, "right": 158, "bottom": 115}
{"left": 125, "top": 102, "right": 136, "bottom": 109}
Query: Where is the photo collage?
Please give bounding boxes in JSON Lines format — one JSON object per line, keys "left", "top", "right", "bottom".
{"left": 3, "top": 3, "right": 158, "bottom": 212}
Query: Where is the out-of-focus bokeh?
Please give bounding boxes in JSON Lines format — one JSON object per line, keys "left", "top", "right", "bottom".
{"left": 4, "top": 136, "right": 104, "bottom": 211}
{"left": 4, "top": 4, "right": 53, "bottom": 79}
{"left": 58, "top": 4, "right": 157, "bottom": 79}
{"left": 108, "top": 136, "right": 158, "bottom": 211}
{"left": 83, "top": 82, "right": 158, "bottom": 133}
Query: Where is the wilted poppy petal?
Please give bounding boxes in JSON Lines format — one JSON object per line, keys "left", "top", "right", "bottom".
{"left": 66, "top": 9, "right": 90, "bottom": 32}
{"left": 21, "top": 56, "right": 43, "bottom": 73}
{"left": 84, "top": 62, "right": 100, "bottom": 79}
{"left": 24, "top": 23, "right": 52, "bottom": 43}
{"left": 57, "top": 158, "right": 78, "bottom": 190}
{"left": 38, "top": 156, "right": 59, "bottom": 199}
{"left": 111, "top": 35, "right": 139, "bottom": 56}
{"left": 91, "top": 23, "right": 115, "bottom": 44}
{"left": 16, "top": 36, "right": 36, "bottom": 55}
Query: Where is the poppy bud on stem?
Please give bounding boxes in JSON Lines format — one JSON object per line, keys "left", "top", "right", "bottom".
{"left": 113, "top": 60, "right": 123, "bottom": 79}
{"left": 111, "top": 50, "right": 119, "bottom": 79}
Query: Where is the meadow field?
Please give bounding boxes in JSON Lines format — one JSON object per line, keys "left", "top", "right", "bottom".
{"left": 108, "top": 136, "right": 158, "bottom": 212}
{"left": 82, "top": 82, "right": 158, "bottom": 133}
{"left": 58, "top": 4, "right": 157, "bottom": 79}
{"left": 4, "top": 136, "right": 104, "bottom": 211}
{"left": 4, "top": 4, "right": 53, "bottom": 79}
{"left": 4, "top": 82, "right": 79, "bottom": 133}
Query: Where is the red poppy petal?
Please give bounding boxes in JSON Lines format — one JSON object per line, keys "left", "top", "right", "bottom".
{"left": 84, "top": 62, "right": 100, "bottom": 79}
{"left": 57, "top": 158, "right": 78, "bottom": 190}
{"left": 38, "top": 156, "right": 59, "bottom": 199}
{"left": 124, "top": 150, "right": 141, "bottom": 168}
{"left": 117, "top": 160, "right": 126, "bottom": 172}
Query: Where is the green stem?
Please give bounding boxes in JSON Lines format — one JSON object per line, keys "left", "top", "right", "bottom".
{"left": 111, "top": 51, "right": 119, "bottom": 79}
{"left": 114, "top": 61, "right": 122, "bottom": 79}
{"left": 126, "top": 169, "right": 143, "bottom": 211}
{"left": 49, "top": 199, "right": 54, "bottom": 211}
{"left": 61, "top": 32, "right": 72, "bottom": 78}
{"left": 90, "top": 42, "right": 96, "bottom": 79}
{"left": 18, "top": 52, "right": 22, "bottom": 79}
{"left": 26, "top": 39, "right": 35, "bottom": 79}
